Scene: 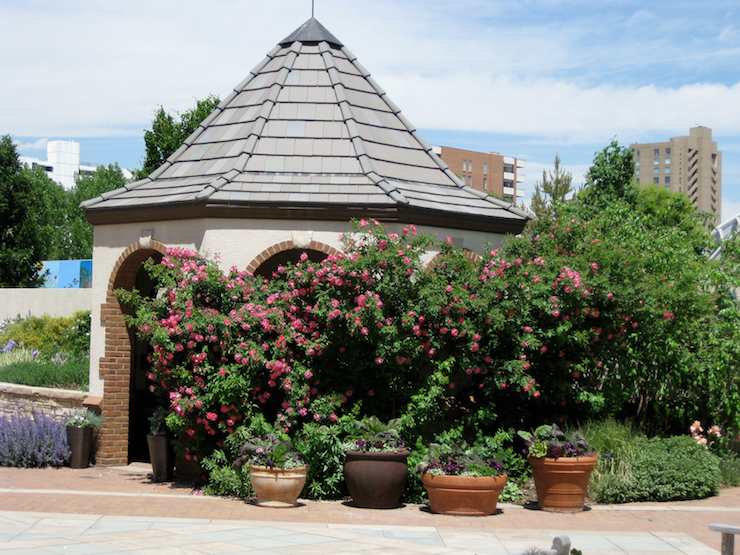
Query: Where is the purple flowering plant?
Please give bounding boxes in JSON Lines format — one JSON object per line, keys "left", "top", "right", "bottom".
{"left": 417, "top": 440, "right": 504, "bottom": 477}
{"left": 518, "top": 423, "right": 593, "bottom": 459}
{"left": 343, "top": 416, "right": 406, "bottom": 453}
{"left": 0, "top": 412, "right": 70, "bottom": 468}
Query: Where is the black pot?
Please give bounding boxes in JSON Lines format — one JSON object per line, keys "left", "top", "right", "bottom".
{"left": 147, "top": 434, "right": 173, "bottom": 482}
{"left": 67, "top": 425, "right": 93, "bottom": 469}
{"left": 344, "top": 450, "right": 409, "bottom": 509}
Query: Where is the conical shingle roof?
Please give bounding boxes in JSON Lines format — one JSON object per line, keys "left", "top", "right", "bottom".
{"left": 84, "top": 18, "right": 527, "bottom": 233}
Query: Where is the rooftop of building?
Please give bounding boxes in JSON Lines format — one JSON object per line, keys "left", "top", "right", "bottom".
{"left": 82, "top": 17, "right": 527, "bottom": 233}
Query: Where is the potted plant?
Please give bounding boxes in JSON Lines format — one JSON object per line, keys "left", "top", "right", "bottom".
{"left": 418, "top": 440, "right": 508, "bottom": 516}
{"left": 147, "top": 407, "right": 173, "bottom": 482}
{"left": 235, "top": 434, "right": 307, "bottom": 507}
{"left": 66, "top": 410, "right": 102, "bottom": 469}
{"left": 519, "top": 424, "right": 597, "bottom": 512}
{"left": 343, "top": 417, "right": 409, "bottom": 509}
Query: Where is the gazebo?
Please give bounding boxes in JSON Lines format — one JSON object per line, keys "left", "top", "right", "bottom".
{"left": 82, "top": 17, "right": 528, "bottom": 464}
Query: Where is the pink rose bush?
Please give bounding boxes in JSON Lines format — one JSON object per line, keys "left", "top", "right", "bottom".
{"left": 118, "top": 218, "right": 736, "bottom": 465}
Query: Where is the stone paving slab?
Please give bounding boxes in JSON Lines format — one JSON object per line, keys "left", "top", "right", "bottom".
{"left": 0, "top": 468, "right": 736, "bottom": 552}
{"left": 0, "top": 511, "right": 722, "bottom": 555}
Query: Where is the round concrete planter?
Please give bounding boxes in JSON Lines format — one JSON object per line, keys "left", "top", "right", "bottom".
{"left": 66, "top": 425, "right": 93, "bottom": 469}
{"left": 422, "top": 473, "right": 508, "bottom": 516}
{"left": 529, "top": 455, "right": 598, "bottom": 512}
{"left": 147, "top": 434, "right": 173, "bottom": 482}
{"left": 249, "top": 465, "right": 307, "bottom": 507}
{"left": 344, "top": 450, "right": 409, "bottom": 509}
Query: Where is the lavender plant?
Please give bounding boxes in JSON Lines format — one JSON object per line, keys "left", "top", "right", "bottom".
{"left": 0, "top": 412, "right": 70, "bottom": 467}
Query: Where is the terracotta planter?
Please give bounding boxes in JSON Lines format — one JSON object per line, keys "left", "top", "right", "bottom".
{"left": 529, "top": 455, "right": 598, "bottom": 512}
{"left": 423, "top": 473, "right": 508, "bottom": 516}
{"left": 147, "top": 434, "right": 173, "bottom": 482}
{"left": 66, "top": 425, "right": 93, "bottom": 469}
{"left": 344, "top": 450, "right": 409, "bottom": 509}
{"left": 249, "top": 465, "right": 307, "bottom": 507}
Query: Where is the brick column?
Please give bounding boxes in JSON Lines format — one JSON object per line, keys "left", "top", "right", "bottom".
{"left": 97, "top": 241, "right": 167, "bottom": 466}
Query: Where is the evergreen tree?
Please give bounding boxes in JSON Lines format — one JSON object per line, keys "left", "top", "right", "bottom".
{"left": 530, "top": 154, "right": 574, "bottom": 219}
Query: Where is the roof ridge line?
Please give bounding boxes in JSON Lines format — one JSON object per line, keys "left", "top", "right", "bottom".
{"left": 320, "top": 42, "right": 409, "bottom": 206}
{"left": 195, "top": 42, "right": 301, "bottom": 202}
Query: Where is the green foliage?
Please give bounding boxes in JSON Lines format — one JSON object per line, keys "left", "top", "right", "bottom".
{"left": 518, "top": 424, "right": 591, "bottom": 458}
{"left": 530, "top": 154, "right": 574, "bottom": 220}
{"left": 202, "top": 449, "right": 252, "bottom": 498}
{"left": 0, "top": 312, "right": 91, "bottom": 357}
{"left": 719, "top": 455, "right": 740, "bottom": 487}
{"left": 67, "top": 409, "right": 103, "bottom": 429}
{"left": 63, "top": 165, "right": 127, "bottom": 259}
{"left": 581, "top": 140, "right": 636, "bottom": 205}
{"left": 584, "top": 422, "right": 721, "bottom": 503}
{"left": 138, "top": 96, "right": 220, "bottom": 178}
{"left": 344, "top": 416, "right": 405, "bottom": 452}
{"left": 0, "top": 358, "right": 88, "bottom": 390}
{"left": 0, "top": 136, "right": 56, "bottom": 286}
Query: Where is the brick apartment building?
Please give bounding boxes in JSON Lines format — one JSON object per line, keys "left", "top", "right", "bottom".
{"left": 433, "top": 146, "right": 524, "bottom": 203}
{"left": 631, "top": 126, "right": 722, "bottom": 225}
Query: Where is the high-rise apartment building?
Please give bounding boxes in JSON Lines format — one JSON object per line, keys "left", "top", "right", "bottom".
{"left": 631, "top": 126, "right": 721, "bottom": 224}
{"left": 432, "top": 146, "right": 524, "bottom": 203}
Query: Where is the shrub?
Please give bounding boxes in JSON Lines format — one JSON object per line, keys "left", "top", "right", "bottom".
{"left": 719, "top": 455, "right": 740, "bottom": 487}
{"left": 0, "top": 358, "right": 89, "bottom": 390}
{"left": 588, "top": 433, "right": 720, "bottom": 503}
{"left": 0, "top": 412, "right": 70, "bottom": 467}
{"left": 0, "top": 311, "right": 90, "bottom": 357}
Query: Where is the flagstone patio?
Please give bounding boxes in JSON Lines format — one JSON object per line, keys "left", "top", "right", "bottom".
{"left": 0, "top": 466, "right": 737, "bottom": 554}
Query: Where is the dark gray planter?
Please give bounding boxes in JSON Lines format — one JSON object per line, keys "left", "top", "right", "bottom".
{"left": 66, "top": 426, "right": 93, "bottom": 469}
{"left": 147, "top": 434, "right": 173, "bottom": 482}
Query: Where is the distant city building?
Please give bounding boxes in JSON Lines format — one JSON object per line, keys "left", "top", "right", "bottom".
{"left": 20, "top": 140, "right": 132, "bottom": 190}
{"left": 432, "top": 146, "right": 524, "bottom": 203}
{"left": 631, "top": 126, "right": 722, "bottom": 224}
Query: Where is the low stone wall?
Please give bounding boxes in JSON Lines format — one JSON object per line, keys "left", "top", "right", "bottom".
{"left": 0, "top": 382, "right": 92, "bottom": 420}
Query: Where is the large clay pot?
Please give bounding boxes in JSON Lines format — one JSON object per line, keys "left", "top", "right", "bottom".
{"left": 147, "top": 434, "right": 173, "bottom": 482}
{"left": 249, "top": 465, "right": 307, "bottom": 507}
{"left": 529, "top": 455, "right": 598, "bottom": 512}
{"left": 344, "top": 450, "right": 409, "bottom": 509}
{"left": 66, "top": 426, "right": 93, "bottom": 469}
{"left": 422, "top": 473, "right": 508, "bottom": 516}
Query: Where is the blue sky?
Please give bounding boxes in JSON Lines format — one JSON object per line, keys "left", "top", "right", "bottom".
{"left": 3, "top": 0, "right": 739, "bottom": 220}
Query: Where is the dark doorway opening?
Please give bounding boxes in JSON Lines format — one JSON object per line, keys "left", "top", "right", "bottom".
{"left": 253, "top": 248, "right": 328, "bottom": 279}
{"left": 127, "top": 260, "right": 161, "bottom": 463}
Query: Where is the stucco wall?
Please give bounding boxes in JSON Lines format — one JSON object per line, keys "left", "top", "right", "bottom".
{"left": 0, "top": 382, "right": 88, "bottom": 419}
{"left": 88, "top": 218, "right": 507, "bottom": 394}
{"left": 0, "top": 288, "right": 91, "bottom": 322}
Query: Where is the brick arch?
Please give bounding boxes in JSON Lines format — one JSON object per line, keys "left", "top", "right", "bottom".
{"left": 97, "top": 239, "right": 168, "bottom": 465}
{"left": 246, "top": 240, "right": 342, "bottom": 276}
{"left": 425, "top": 249, "right": 482, "bottom": 270}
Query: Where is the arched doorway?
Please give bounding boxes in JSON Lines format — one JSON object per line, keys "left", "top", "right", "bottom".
{"left": 247, "top": 240, "right": 342, "bottom": 279}
{"left": 97, "top": 241, "right": 167, "bottom": 466}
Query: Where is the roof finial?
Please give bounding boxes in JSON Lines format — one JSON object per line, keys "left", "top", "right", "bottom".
{"left": 311, "top": 0, "right": 315, "bottom": 18}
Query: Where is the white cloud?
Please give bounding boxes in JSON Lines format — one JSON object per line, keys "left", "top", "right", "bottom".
{"left": 3, "top": 0, "right": 739, "bottom": 142}
{"left": 14, "top": 137, "right": 48, "bottom": 151}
